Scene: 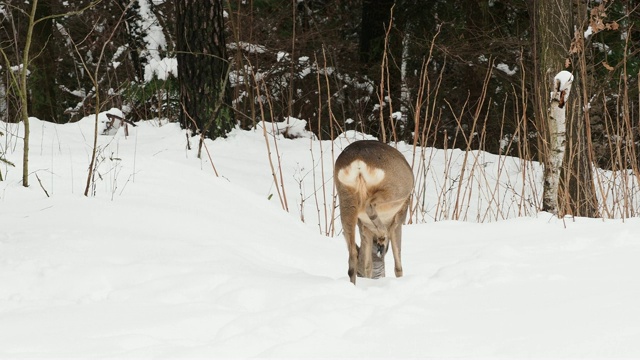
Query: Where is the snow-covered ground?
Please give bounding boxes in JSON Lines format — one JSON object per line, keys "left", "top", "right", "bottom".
{"left": 2, "top": 115, "right": 640, "bottom": 357}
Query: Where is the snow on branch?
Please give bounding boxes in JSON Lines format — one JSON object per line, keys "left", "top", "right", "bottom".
{"left": 552, "top": 70, "right": 573, "bottom": 109}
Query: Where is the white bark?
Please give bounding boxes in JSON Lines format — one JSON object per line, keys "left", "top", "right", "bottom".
{"left": 400, "top": 31, "right": 410, "bottom": 119}
{"left": 543, "top": 70, "right": 573, "bottom": 214}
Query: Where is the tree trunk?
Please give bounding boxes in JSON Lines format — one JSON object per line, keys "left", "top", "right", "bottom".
{"left": 119, "top": 0, "right": 146, "bottom": 81}
{"left": 30, "top": 0, "right": 60, "bottom": 123}
{"left": 359, "top": 0, "right": 394, "bottom": 65}
{"left": 544, "top": 71, "right": 572, "bottom": 214}
{"left": 18, "top": 0, "right": 40, "bottom": 187}
{"left": 533, "top": 0, "right": 571, "bottom": 214}
{"left": 176, "top": 0, "right": 233, "bottom": 140}
{"left": 561, "top": 0, "right": 599, "bottom": 218}
{"left": 534, "top": 0, "right": 598, "bottom": 217}
{"left": 561, "top": 91, "right": 599, "bottom": 217}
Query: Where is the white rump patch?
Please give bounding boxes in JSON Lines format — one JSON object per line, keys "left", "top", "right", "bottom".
{"left": 337, "top": 160, "right": 385, "bottom": 188}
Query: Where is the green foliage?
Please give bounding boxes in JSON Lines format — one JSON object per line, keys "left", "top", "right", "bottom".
{"left": 123, "top": 76, "right": 180, "bottom": 120}
{"left": 211, "top": 105, "right": 233, "bottom": 139}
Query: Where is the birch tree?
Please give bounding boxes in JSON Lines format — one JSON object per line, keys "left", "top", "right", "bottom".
{"left": 543, "top": 71, "right": 573, "bottom": 213}
{"left": 535, "top": 0, "right": 598, "bottom": 217}
{"left": 532, "top": 0, "right": 571, "bottom": 214}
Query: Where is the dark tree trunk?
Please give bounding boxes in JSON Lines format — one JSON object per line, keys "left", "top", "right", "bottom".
{"left": 359, "top": 0, "right": 394, "bottom": 65}
{"left": 120, "top": 0, "right": 146, "bottom": 81}
{"left": 563, "top": 0, "right": 599, "bottom": 217}
{"left": 359, "top": 0, "right": 401, "bottom": 141}
{"left": 30, "top": 0, "right": 60, "bottom": 123}
{"left": 177, "top": 0, "right": 233, "bottom": 139}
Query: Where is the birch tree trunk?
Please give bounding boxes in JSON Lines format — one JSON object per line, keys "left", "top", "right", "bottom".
{"left": 532, "top": 0, "right": 572, "bottom": 214}
{"left": 400, "top": 30, "right": 410, "bottom": 120}
{"left": 535, "top": 0, "right": 599, "bottom": 217}
{"left": 544, "top": 71, "right": 573, "bottom": 214}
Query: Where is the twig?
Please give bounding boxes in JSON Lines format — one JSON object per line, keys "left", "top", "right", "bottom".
{"left": 35, "top": 172, "right": 49, "bottom": 197}
{"left": 201, "top": 139, "right": 220, "bottom": 177}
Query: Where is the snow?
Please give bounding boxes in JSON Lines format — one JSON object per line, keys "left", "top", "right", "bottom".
{"left": 96, "top": 107, "right": 126, "bottom": 135}
{"left": 2, "top": 114, "right": 640, "bottom": 357}
{"left": 585, "top": 25, "right": 594, "bottom": 39}
{"left": 136, "top": 0, "right": 166, "bottom": 61}
{"left": 227, "top": 42, "right": 267, "bottom": 54}
{"left": 255, "top": 116, "right": 315, "bottom": 139}
{"left": 277, "top": 51, "right": 289, "bottom": 62}
{"left": 143, "top": 57, "right": 177, "bottom": 82}
{"left": 554, "top": 70, "right": 574, "bottom": 91}
{"left": 593, "top": 42, "right": 612, "bottom": 54}
{"left": 134, "top": 0, "right": 174, "bottom": 85}
{"left": 9, "top": 64, "right": 29, "bottom": 75}
{"left": 495, "top": 63, "right": 518, "bottom": 76}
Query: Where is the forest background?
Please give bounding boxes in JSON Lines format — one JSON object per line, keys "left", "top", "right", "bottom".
{"left": 1, "top": 0, "right": 640, "bottom": 218}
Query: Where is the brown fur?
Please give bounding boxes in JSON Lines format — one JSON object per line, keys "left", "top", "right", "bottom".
{"left": 334, "top": 140, "right": 414, "bottom": 284}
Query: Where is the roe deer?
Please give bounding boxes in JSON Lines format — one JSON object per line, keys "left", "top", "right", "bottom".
{"left": 334, "top": 140, "right": 414, "bottom": 285}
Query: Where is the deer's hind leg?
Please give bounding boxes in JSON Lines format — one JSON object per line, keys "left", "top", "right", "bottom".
{"left": 339, "top": 199, "right": 360, "bottom": 284}
{"left": 389, "top": 204, "right": 409, "bottom": 278}
{"left": 389, "top": 224, "right": 403, "bottom": 277}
